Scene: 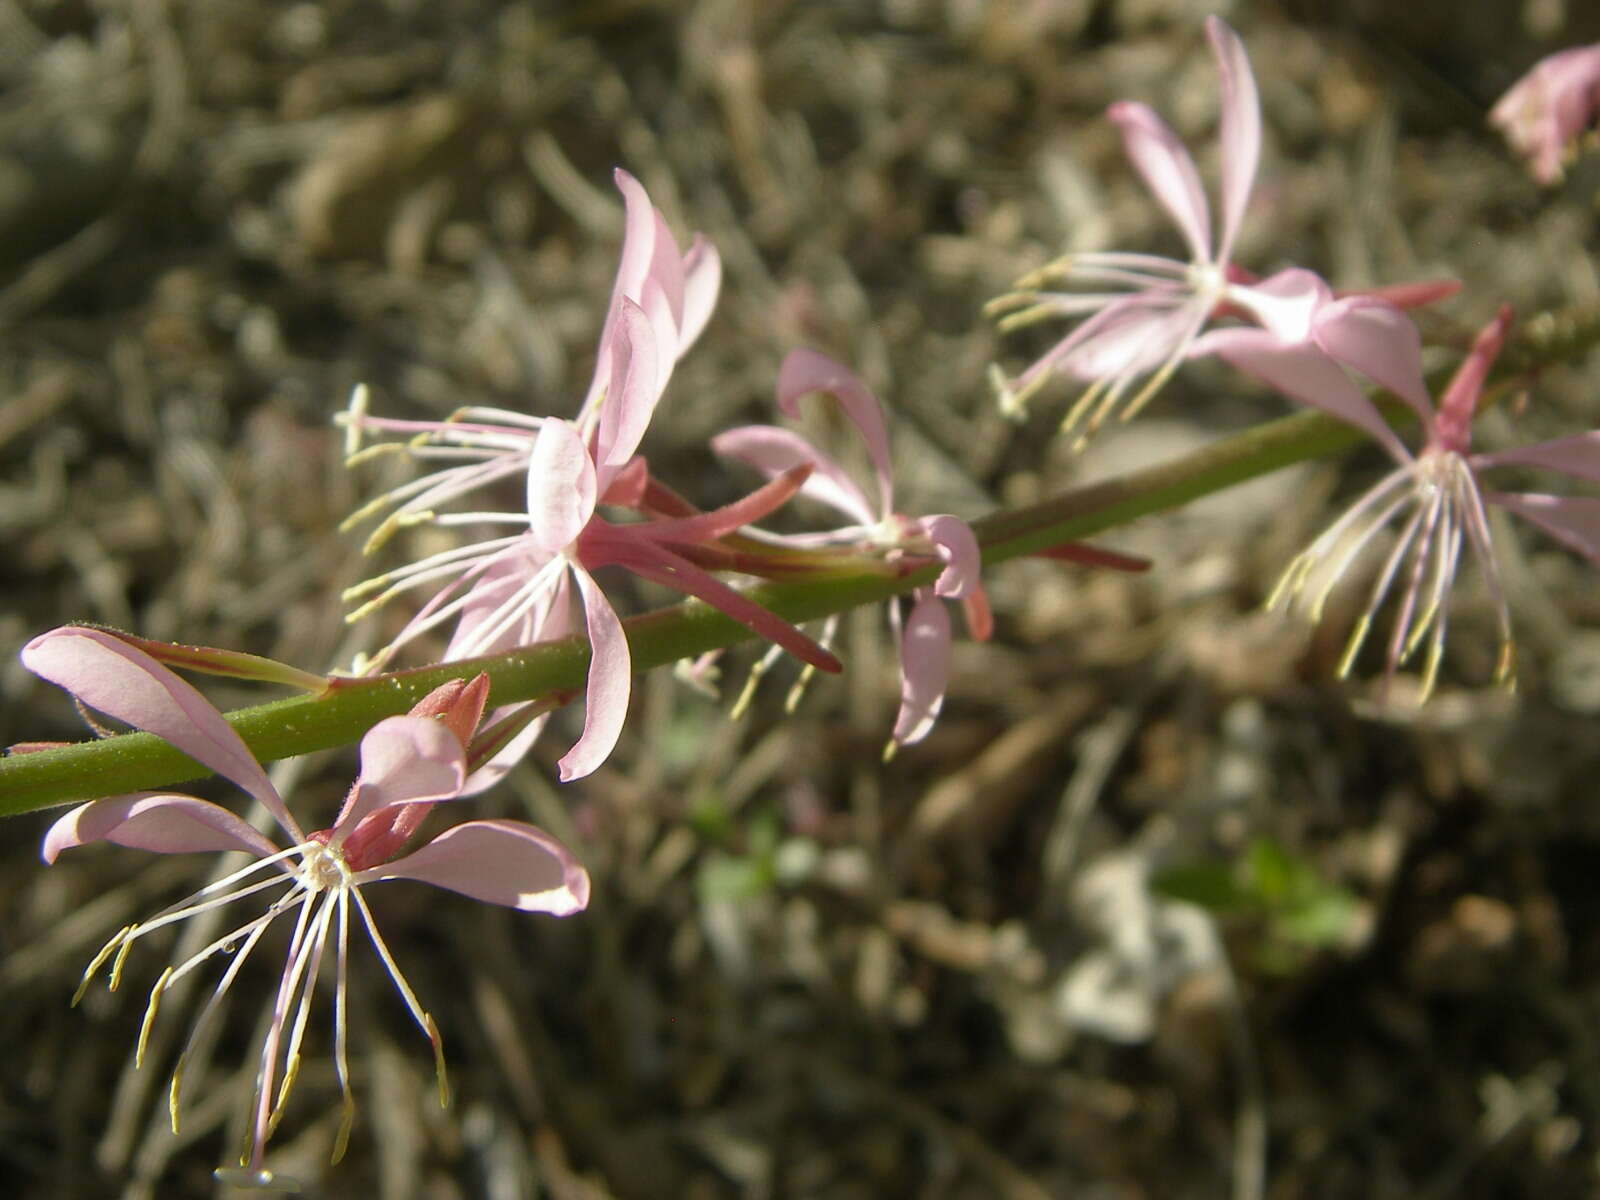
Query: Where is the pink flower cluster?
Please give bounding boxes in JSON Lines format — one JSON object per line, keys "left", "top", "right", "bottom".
{"left": 20, "top": 14, "right": 1600, "bottom": 1191}
{"left": 988, "top": 16, "right": 1600, "bottom": 696}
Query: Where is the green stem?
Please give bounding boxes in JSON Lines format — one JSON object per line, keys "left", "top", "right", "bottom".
{"left": 4, "top": 303, "right": 1598, "bottom": 817}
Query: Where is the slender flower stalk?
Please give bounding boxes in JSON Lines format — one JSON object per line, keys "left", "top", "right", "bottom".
{"left": 1490, "top": 44, "right": 1600, "bottom": 185}
{"left": 26, "top": 627, "right": 589, "bottom": 1189}
{"left": 1206, "top": 306, "right": 1600, "bottom": 699}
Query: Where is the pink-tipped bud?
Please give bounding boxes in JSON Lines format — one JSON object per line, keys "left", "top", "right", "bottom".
{"left": 1433, "top": 305, "right": 1514, "bottom": 456}
{"left": 406, "top": 674, "right": 491, "bottom": 753}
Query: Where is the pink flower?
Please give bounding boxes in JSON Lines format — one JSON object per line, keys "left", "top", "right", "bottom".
{"left": 1207, "top": 306, "right": 1600, "bottom": 698}
{"left": 987, "top": 17, "right": 1279, "bottom": 439}
{"left": 339, "top": 167, "right": 720, "bottom": 557}
{"left": 340, "top": 170, "right": 836, "bottom": 781}
{"left": 713, "top": 349, "right": 988, "bottom": 750}
{"left": 987, "top": 18, "right": 1455, "bottom": 447}
{"left": 1490, "top": 44, "right": 1600, "bottom": 185}
{"left": 25, "top": 626, "right": 589, "bottom": 1188}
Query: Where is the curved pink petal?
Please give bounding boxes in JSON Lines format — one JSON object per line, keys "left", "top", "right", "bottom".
{"left": 556, "top": 566, "right": 631, "bottom": 782}
{"left": 1207, "top": 15, "right": 1260, "bottom": 264}
{"left": 1489, "top": 491, "right": 1600, "bottom": 563}
{"left": 595, "top": 297, "right": 663, "bottom": 479}
{"left": 1474, "top": 431, "right": 1600, "bottom": 484}
{"left": 678, "top": 234, "right": 722, "bottom": 352}
{"left": 331, "top": 716, "right": 467, "bottom": 837}
{"left": 776, "top": 349, "right": 894, "bottom": 518}
{"left": 355, "top": 818, "right": 590, "bottom": 915}
{"left": 21, "top": 627, "right": 296, "bottom": 839}
{"left": 1311, "top": 297, "right": 1432, "bottom": 420}
{"left": 711, "top": 424, "right": 877, "bottom": 526}
{"left": 610, "top": 169, "right": 659, "bottom": 313}
{"left": 527, "top": 420, "right": 596, "bottom": 554}
{"left": 579, "top": 168, "right": 662, "bottom": 423}
{"left": 1195, "top": 329, "right": 1413, "bottom": 465}
{"left": 1229, "top": 267, "right": 1330, "bottom": 343}
{"left": 892, "top": 595, "right": 952, "bottom": 747}
{"left": 42, "top": 793, "right": 280, "bottom": 865}
{"left": 918, "top": 514, "right": 981, "bottom": 599}
{"left": 1108, "top": 101, "right": 1211, "bottom": 265}
{"left": 642, "top": 207, "right": 686, "bottom": 340}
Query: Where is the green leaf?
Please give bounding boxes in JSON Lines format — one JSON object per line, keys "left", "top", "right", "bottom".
{"left": 1152, "top": 863, "right": 1256, "bottom": 912}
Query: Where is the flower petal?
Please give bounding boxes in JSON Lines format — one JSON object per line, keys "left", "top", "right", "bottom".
{"left": 711, "top": 424, "right": 877, "bottom": 526}
{"left": 918, "top": 514, "right": 981, "bottom": 599}
{"left": 332, "top": 715, "right": 467, "bottom": 836}
{"left": 556, "top": 566, "right": 631, "bottom": 781}
{"left": 1194, "top": 329, "right": 1413, "bottom": 464}
{"left": 1207, "top": 16, "right": 1260, "bottom": 264}
{"left": 776, "top": 349, "right": 894, "bottom": 519}
{"left": 892, "top": 595, "right": 952, "bottom": 747}
{"left": 357, "top": 818, "right": 591, "bottom": 914}
{"left": 595, "top": 297, "right": 664, "bottom": 478}
{"left": 1489, "top": 491, "right": 1600, "bottom": 563}
{"left": 1108, "top": 101, "right": 1211, "bottom": 265}
{"left": 21, "top": 627, "right": 296, "bottom": 839}
{"left": 1229, "top": 267, "right": 1330, "bottom": 343}
{"left": 1311, "top": 297, "right": 1432, "bottom": 420}
{"left": 678, "top": 234, "right": 722, "bottom": 352}
{"left": 526, "top": 420, "right": 596, "bottom": 553}
{"left": 1473, "top": 431, "right": 1600, "bottom": 484}
{"left": 42, "top": 793, "right": 279, "bottom": 865}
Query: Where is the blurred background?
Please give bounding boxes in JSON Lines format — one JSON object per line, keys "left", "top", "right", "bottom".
{"left": 3, "top": 0, "right": 1600, "bottom": 1195}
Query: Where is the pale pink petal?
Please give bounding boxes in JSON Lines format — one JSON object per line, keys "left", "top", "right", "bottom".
{"left": 1108, "top": 101, "right": 1212, "bottom": 264}
{"left": 595, "top": 297, "right": 663, "bottom": 479}
{"left": 557, "top": 566, "right": 631, "bottom": 781}
{"left": 1311, "top": 297, "right": 1432, "bottom": 420}
{"left": 1489, "top": 491, "right": 1600, "bottom": 563}
{"left": 331, "top": 716, "right": 467, "bottom": 837}
{"left": 526, "top": 420, "right": 597, "bottom": 553}
{"left": 1194, "top": 328, "right": 1413, "bottom": 465}
{"left": 42, "top": 793, "right": 280, "bottom": 865}
{"left": 1207, "top": 16, "right": 1260, "bottom": 264}
{"left": 1474, "top": 431, "right": 1600, "bottom": 484}
{"left": 918, "top": 514, "right": 982, "bottom": 599}
{"left": 678, "top": 235, "right": 722, "bottom": 351}
{"left": 1061, "top": 297, "right": 1205, "bottom": 381}
{"left": 21, "top": 627, "right": 296, "bottom": 839}
{"left": 1228, "top": 267, "right": 1330, "bottom": 343}
{"left": 578, "top": 168, "right": 663, "bottom": 423}
{"left": 711, "top": 424, "right": 877, "bottom": 526}
{"left": 355, "top": 818, "right": 590, "bottom": 915}
{"left": 610, "top": 169, "right": 659, "bottom": 309}
{"left": 776, "top": 349, "right": 894, "bottom": 518}
{"left": 642, "top": 207, "right": 686, "bottom": 340}
{"left": 892, "top": 595, "right": 952, "bottom": 747}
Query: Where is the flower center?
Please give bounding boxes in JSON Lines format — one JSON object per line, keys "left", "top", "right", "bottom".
{"left": 297, "top": 840, "right": 352, "bottom": 895}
